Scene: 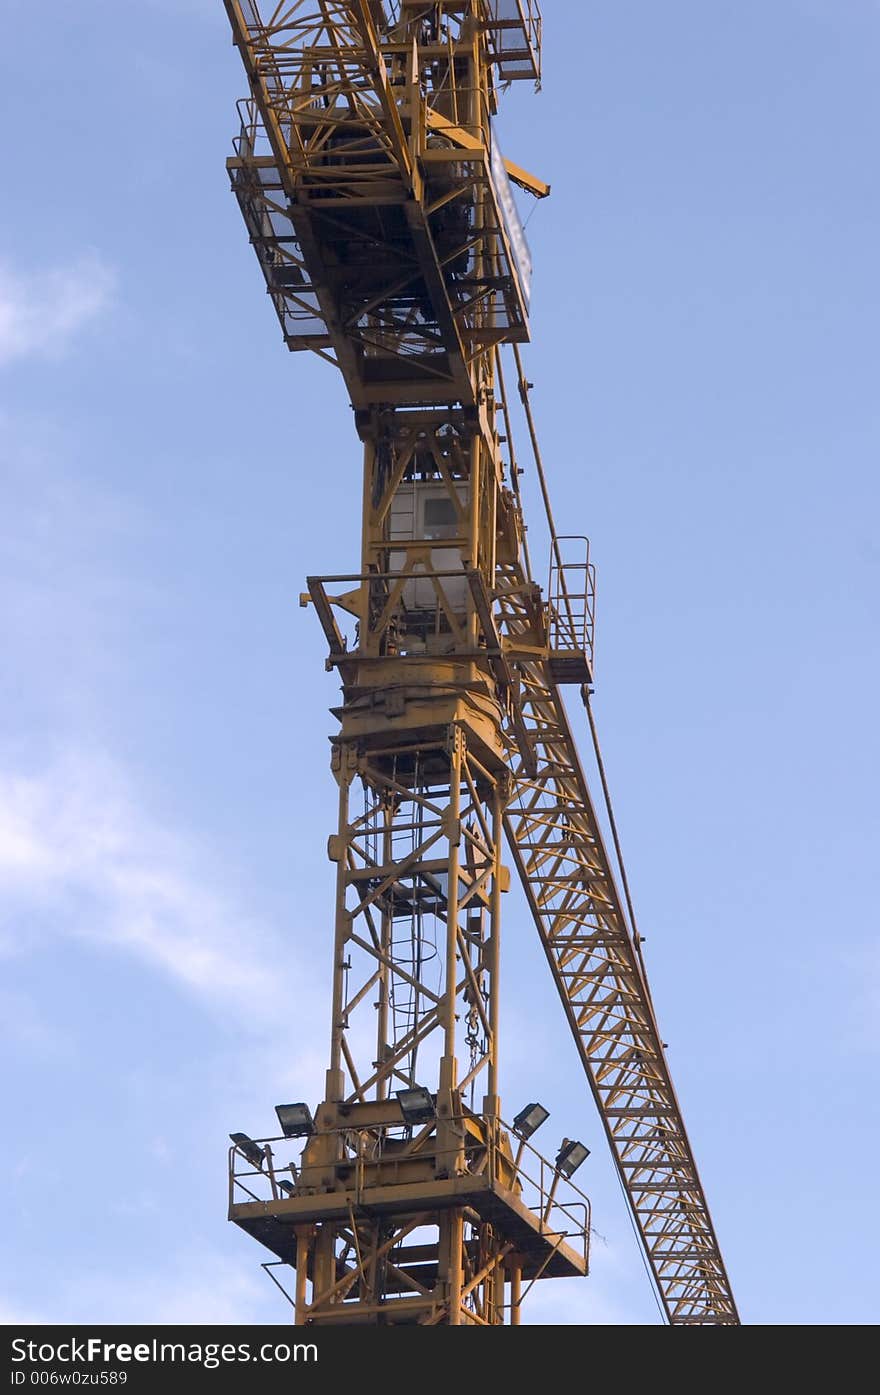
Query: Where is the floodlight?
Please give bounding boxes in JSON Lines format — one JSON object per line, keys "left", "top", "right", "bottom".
{"left": 275, "top": 1102, "right": 315, "bottom": 1138}
{"left": 277, "top": 1180, "right": 294, "bottom": 1196}
{"left": 512, "top": 1102, "right": 550, "bottom": 1141}
{"left": 229, "top": 1132, "right": 266, "bottom": 1170}
{"left": 555, "top": 1138, "right": 590, "bottom": 1178}
{"left": 395, "top": 1085, "right": 435, "bottom": 1125}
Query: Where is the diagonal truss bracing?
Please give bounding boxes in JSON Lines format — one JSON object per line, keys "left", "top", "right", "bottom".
{"left": 223, "top": 0, "right": 739, "bottom": 1327}
{"left": 498, "top": 632, "right": 739, "bottom": 1324}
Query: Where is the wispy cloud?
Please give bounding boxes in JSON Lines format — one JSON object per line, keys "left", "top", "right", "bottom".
{"left": 0, "top": 412, "right": 324, "bottom": 1072}
{"left": 80, "top": 1257, "right": 274, "bottom": 1324}
{"left": 0, "top": 1299, "right": 46, "bottom": 1326}
{"left": 0, "top": 747, "right": 315, "bottom": 1031}
{"left": 1, "top": 1247, "right": 645, "bottom": 1327}
{"left": 0, "top": 1251, "right": 278, "bottom": 1325}
{"left": 0, "top": 255, "right": 115, "bottom": 367}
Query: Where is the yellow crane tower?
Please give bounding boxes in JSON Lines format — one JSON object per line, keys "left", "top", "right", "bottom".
{"left": 222, "top": 0, "right": 739, "bottom": 1326}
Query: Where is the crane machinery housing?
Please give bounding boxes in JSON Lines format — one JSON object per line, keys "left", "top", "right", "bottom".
{"left": 222, "top": 0, "right": 739, "bottom": 1327}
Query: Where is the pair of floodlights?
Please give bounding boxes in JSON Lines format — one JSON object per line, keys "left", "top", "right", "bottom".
{"left": 272, "top": 1089, "right": 435, "bottom": 1135}
{"left": 228, "top": 1102, "right": 316, "bottom": 1171}
{"left": 387, "top": 1094, "right": 591, "bottom": 1178}
{"left": 228, "top": 1088, "right": 430, "bottom": 1168}
{"left": 512, "top": 1102, "right": 591, "bottom": 1178}
{"left": 231, "top": 1095, "right": 589, "bottom": 1181}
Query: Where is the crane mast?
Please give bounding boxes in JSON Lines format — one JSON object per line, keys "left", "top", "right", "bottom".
{"left": 222, "top": 0, "right": 739, "bottom": 1326}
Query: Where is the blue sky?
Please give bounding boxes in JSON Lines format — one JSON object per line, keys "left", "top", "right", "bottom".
{"left": 1, "top": 1, "right": 877, "bottom": 1326}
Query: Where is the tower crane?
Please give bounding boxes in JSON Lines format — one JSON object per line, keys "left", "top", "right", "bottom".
{"left": 222, "top": 0, "right": 739, "bottom": 1326}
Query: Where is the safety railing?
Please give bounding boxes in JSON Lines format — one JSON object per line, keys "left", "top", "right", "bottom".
{"left": 303, "top": 567, "right": 497, "bottom": 661}
{"left": 229, "top": 1112, "right": 589, "bottom": 1272}
{"left": 548, "top": 535, "right": 596, "bottom": 670}
{"left": 483, "top": 0, "right": 542, "bottom": 83}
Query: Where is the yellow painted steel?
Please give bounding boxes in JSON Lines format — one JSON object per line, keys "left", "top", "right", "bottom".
{"left": 222, "top": 0, "right": 738, "bottom": 1326}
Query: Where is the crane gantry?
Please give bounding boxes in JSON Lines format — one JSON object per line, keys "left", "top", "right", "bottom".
{"left": 222, "top": 0, "right": 739, "bottom": 1326}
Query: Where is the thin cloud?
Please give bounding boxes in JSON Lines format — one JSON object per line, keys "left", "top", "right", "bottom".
{"left": 73, "top": 1256, "right": 273, "bottom": 1324}
{"left": 0, "top": 1251, "right": 274, "bottom": 1325}
{"left": 0, "top": 255, "right": 115, "bottom": 367}
{"left": 0, "top": 417, "right": 322, "bottom": 1051}
{"left": 0, "top": 747, "right": 314, "bottom": 1031}
{"left": 0, "top": 1299, "right": 45, "bottom": 1326}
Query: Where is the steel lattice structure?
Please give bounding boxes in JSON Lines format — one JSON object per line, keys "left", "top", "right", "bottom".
{"left": 221, "top": 0, "right": 738, "bottom": 1325}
